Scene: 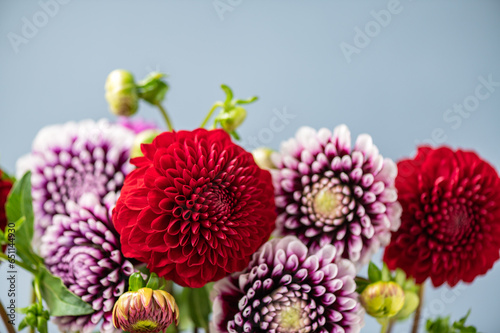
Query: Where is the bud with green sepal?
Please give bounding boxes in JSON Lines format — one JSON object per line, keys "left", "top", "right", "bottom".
{"left": 201, "top": 84, "right": 258, "bottom": 139}
{"left": 18, "top": 303, "right": 50, "bottom": 333}
{"left": 137, "top": 72, "right": 169, "bottom": 106}
{"left": 131, "top": 129, "right": 161, "bottom": 158}
{"left": 112, "top": 272, "right": 179, "bottom": 333}
{"left": 252, "top": 147, "right": 276, "bottom": 169}
{"left": 105, "top": 69, "right": 139, "bottom": 117}
{"left": 357, "top": 262, "right": 422, "bottom": 332}
{"left": 360, "top": 281, "right": 405, "bottom": 318}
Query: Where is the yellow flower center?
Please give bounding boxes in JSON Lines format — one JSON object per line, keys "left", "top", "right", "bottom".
{"left": 313, "top": 187, "right": 339, "bottom": 217}
{"left": 280, "top": 306, "right": 301, "bottom": 330}
{"left": 132, "top": 319, "right": 159, "bottom": 331}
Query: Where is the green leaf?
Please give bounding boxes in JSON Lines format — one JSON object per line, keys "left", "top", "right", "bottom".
{"left": 381, "top": 263, "right": 391, "bottom": 281}
{"left": 394, "top": 269, "right": 406, "bottom": 286}
{"left": 235, "top": 96, "right": 258, "bottom": 105}
{"left": 38, "top": 267, "right": 94, "bottom": 316}
{"left": 220, "top": 84, "right": 234, "bottom": 104}
{"left": 5, "top": 172, "right": 34, "bottom": 247}
{"left": 456, "top": 309, "right": 471, "bottom": 326}
{"left": 354, "top": 277, "right": 370, "bottom": 294}
{"left": 18, "top": 318, "right": 28, "bottom": 331}
{"left": 426, "top": 310, "right": 479, "bottom": 333}
{"left": 368, "top": 262, "right": 382, "bottom": 282}
{"left": 185, "top": 286, "right": 211, "bottom": 331}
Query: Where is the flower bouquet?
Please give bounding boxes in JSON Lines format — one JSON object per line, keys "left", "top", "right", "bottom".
{"left": 1, "top": 69, "right": 498, "bottom": 333}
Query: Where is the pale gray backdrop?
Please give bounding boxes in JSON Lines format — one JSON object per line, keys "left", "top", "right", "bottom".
{"left": 1, "top": 0, "right": 499, "bottom": 332}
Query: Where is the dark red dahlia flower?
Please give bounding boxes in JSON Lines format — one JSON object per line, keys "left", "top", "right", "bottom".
{"left": 112, "top": 129, "right": 276, "bottom": 288}
{"left": 0, "top": 169, "right": 13, "bottom": 249}
{"left": 384, "top": 146, "right": 500, "bottom": 287}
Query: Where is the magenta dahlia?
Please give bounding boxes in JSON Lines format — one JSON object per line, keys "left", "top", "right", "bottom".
{"left": 17, "top": 119, "right": 135, "bottom": 237}
{"left": 41, "top": 193, "right": 135, "bottom": 333}
{"left": 112, "top": 128, "right": 276, "bottom": 288}
{"left": 272, "top": 125, "right": 401, "bottom": 265}
{"left": 212, "top": 235, "right": 364, "bottom": 333}
{"left": 384, "top": 146, "right": 500, "bottom": 287}
{"left": 117, "top": 116, "right": 158, "bottom": 134}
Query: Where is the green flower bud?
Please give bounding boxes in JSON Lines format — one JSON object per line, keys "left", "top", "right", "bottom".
{"left": 25, "top": 312, "right": 37, "bottom": 327}
{"left": 105, "top": 69, "right": 139, "bottom": 117}
{"left": 360, "top": 281, "right": 405, "bottom": 318}
{"left": 252, "top": 147, "right": 276, "bottom": 169}
{"left": 395, "top": 290, "right": 419, "bottom": 321}
{"left": 130, "top": 129, "right": 161, "bottom": 159}
{"left": 218, "top": 106, "right": 247, "bottom": 133}
{"left": 37, "top": 316, "right": 48, "bottom": 333}
{"left": 137, "top": 72, "right": 169, "bottom": 105}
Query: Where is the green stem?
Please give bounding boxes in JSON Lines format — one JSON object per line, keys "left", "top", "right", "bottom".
{"left": 29, "top": 288, "right": 36, "bottom": 333}
{"left": 0, "top": 253, "right": 36, "bottom": 274}
{"left": 155, "top": 103, "right": 174, "bottom": 131}
{"left": 200, "top": 104, "right": 221, "bottom": 128}
{"left": 34, "top": 275, "right": 43, "bottom": 305}
{"left": 380, "top": 318, "right": 389, "bottom": 333}
{"left": 0, "top": 300, "right": 16, "bottom": 333}
{"left": 387, "top": 318, "right": 395, "bottom": 333}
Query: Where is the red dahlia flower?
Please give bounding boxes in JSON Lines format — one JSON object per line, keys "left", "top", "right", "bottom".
{"left": 112, "top": 129, "right": 276, "bottom": 288}
{"left": 384, "top": 146, "right": 500, "bottom": 287}
{"left": 0, "top": 169, "right": 13, "bottom": 251}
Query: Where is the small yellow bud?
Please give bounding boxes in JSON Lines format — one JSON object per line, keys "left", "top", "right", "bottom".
{"left": 252, "top": 147, "right": 276, "bottom": 169}
{"left": 131, "top": 129, "right": 161, "bottom": 158}
{"left": 105, "top": 69, "right": 139, "bottom": 117}
{"left": 360, "top": 281, "right": 405, "bottom": 318}
{"left": 219, "top": 106, "right": 247, "bottom": 133}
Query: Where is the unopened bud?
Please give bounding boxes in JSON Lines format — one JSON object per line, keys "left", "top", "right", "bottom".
{"left": 137, "top": 72, "right": 169, "bottom": 105}
{"left": 113, "top": 288, "right": 179, "bottom": 333}
{"left": 219, "top": 106, "right": 247, "bottom": 133}
{"left": 131, "top": 129, "right": 161, "bottom": 158}
{"left": 252, "top": 147, "right": 276, "bottom": 169}
{"left": 360, "top": 281, "right": 405, "bottom": 318}
{"left": 395, "top": 290, "right": 419, "bottom": 321}
{"left": 105, "top": 69, "right": 139, "bottom": 117}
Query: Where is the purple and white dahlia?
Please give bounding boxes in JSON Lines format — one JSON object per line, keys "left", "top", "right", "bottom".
{"left": 41, "top": 193, "right": 135, "bottom": 333}
{"left": 212, "top": 236, "right": 363, "bottom": 333}
{"left": 272, "top": 125, "right": 401, "bottom": 266}
{"left": 17, "top": 119, "right": 134, "bottom": 237}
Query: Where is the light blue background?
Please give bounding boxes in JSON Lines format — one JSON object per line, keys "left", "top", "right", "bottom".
{"left": 1, "top": 0, "right": 499, "bottom": 332}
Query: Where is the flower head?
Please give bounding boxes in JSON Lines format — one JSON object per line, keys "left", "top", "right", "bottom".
{"left": 105, "top": 69, "right": 139, "bottom": 116}
{"left": 41, "top": 193, "right": 135, "bottom": 333}
{"left": 252, "top": 147, "right": 276, "bottom": 170}
{"left": 272, "top": 125, "right": 401, "bottom": 266}
{"left": 112, "top": 129, "right": 276, "bottom": 288}
{"left": 17, "top": 119, "right": 134, "bottom": 237}
{"left": 359, "top": 281, "right": 405, "bottom": 318}
{"left": 212, "top": 236, "right": 364, "bottom": 333}
{"left": 112, "top": 288, "right": 179, "bottom": 333}
{"left": 384, "top": 146, "right": 500, "bottom": 287}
